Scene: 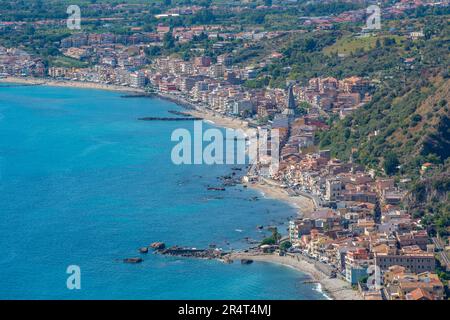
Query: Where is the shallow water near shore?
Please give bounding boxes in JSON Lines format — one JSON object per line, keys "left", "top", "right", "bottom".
{"left": 0, "top": 84, "right": 325, "bottom": 299}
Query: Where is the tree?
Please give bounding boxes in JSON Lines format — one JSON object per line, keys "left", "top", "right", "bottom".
{"left": 145, "top": 46, "right": 161, "bottom": 57}
{"left": 373, "top": 199, "right": 381, "bottom": 224}
{"left": 261, "top": 227, "right": 282, "bottom": 246}
{"left": 296, "top": 101, "right": 310, "bottom": 116}
{"left": 376, "top": 39, "right": 381, "bottom": 48}
{"left": 384, "top": 152, "right": 400, "bottom": 176}
{"left": 304, "top": 38, "right": 318, "bottom": 52}
{"left": 383, "top": 38, "right": 396, "bottom": 46}
{"left": 163, "top": 32, "right": 175, "bottom": 49}
{"left": 280, "top": 241, "right": 292, "bottom": 251}
{"left": 261, "top": 237, "right": 276, "bottom": 245}
{"left": 269, "top": 227, "right": 282, "bottom": 244}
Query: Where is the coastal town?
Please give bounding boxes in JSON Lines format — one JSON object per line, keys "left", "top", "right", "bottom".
{"left": 0, "top": 0, "right": 448, "bottom": 301}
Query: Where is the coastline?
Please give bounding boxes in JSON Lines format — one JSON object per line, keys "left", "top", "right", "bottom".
{"left": 186, "top": 108, "right": 250, "bottom": 131}
{"left": 150, "top": 86, "right": 351, "bottom": 300}
{"left": 0, "top": 85, "right": 325, "bottom": 300}
{"left": 248, "top": 181, "right": 315, "bottom": 216}
{"left": 0, "top": 76, "right": 145, "bottom": 93}
{"left": 1, "top": 77, "right": 352, "bottom": 300}
{"left": 1, "top": 77, "right": 316, "bottom": 214}
{"left": 227, "top": 252, "right": 361, "bottom": 300}
{"left": 0, "top": 77, "right": 248, "bottom": 130}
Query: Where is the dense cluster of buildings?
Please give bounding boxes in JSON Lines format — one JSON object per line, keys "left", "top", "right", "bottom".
{"left": 259, "top": 89, "right": 449, "bottom": 300}
{"left": 150, "top": 55, "right": 291, "bottom": 117}
{"left": 60, "top": 32, "right": 161, "bottom": 49}
{"left": 0, "top": 46, "right": 45, "bottom": 77}
{"left": 45, "top": 32, "right": 153, "bottom": 87}
{"left": 282, "top": 150, "right": 447, "bottom": 299}
{"left": 148, "top": 55, "right": 372, "bottom": 120}
{"left": 44, "top": 25, "right": 374, "bottom": 118}
{"left": 1, "top": 0, "right": 447, "bottom": 300}
{"left": 45, "top": 24, "right": 283, "bottom": 88}
{"left": 146, "top": 48, "right": 448, "bottom": 300}
{"left": 48, "top": 64, "right": 146, "bottom": 88}
{"left": 60, "top": 32, "right": 151, "bottom": 68}
{"left": 295, "top": 76, "right": 373, "bottom": 118}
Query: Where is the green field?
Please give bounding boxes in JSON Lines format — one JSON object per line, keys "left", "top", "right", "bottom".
{"left": 50, "top": 56, "right": 89, "bottom": 68}
{"left": 323, "top": 34, "right": 405, "bottom": 56}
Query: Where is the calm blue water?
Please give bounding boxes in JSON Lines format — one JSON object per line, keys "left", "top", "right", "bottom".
{"left": 0, "top": 84, "right": 325, "bottom": 300}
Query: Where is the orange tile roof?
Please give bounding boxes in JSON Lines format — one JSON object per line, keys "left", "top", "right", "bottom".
{"left": 406, "top": 288, "right": 434, "bottom": 300}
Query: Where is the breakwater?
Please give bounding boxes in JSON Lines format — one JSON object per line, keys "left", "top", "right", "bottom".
{"left": 0, "top": 82, "right": 43, "bottom": 88}
{"left": 138, "top": 116, "right": 203, "bottom": 121}
{"left": 121, "top": 93, "right": 156, "bottom": 98}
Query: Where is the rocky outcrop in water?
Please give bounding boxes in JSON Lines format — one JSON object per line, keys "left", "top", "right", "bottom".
{"left": 139, "top": 247, "right": 149, "bottom": 254}
{"left": 124, "top": 258, "right": 143, "bottom": 264}
{"left": 150, "top": 242, "right": 166, "bottom": 250}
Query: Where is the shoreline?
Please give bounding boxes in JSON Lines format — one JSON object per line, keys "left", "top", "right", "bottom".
{"left": 248, "top": 181, "right": 315, "bottom": 216}
{"left": 186, "top": 108, "right": 250, "bottom": 131}
{"left": 2, "top": 77, "right": 348, "bottom": 299}
{"left": 1, "top": 77, "right": 248, "bottom": 130}
{"left": 0, "top": 76, "right": 145, "bottom": 93}
{"left": 1, "top": 77, "right": 316, "bottom": 214}
{"left": 227, "top": 252, "right": 361, "bottom": 300}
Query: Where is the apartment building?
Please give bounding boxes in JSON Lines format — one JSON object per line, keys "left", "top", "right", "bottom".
{"left": 374, "top": 251, "right": 435, "bottom": 273}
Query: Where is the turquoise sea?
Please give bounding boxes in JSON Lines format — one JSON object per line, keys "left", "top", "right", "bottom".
{"left": 0, "top": 84, "right": 325, "bottom": 299}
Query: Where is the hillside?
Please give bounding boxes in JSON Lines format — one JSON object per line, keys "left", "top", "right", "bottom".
{"left": 314, "top": 23, "right": 449, "bottom": 236}
{"left": 319, "top": 77, "right": 449, "bottom": 175}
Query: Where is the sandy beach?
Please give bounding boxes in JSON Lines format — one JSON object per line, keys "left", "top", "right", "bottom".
{"left": 0, "top": 76, "right": 145, "bottom": 93}
{"left": 186, "top": 108, "right": 250, "bottom": 131}
{"left": 249, "top": 181, "right": 315, "bottom": 216}
{"left": 227, "top": 252, "right": 361, "bottom": 300}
